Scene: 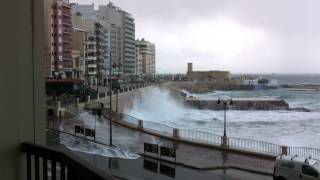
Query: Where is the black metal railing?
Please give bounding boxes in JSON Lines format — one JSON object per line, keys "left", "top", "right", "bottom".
{"left": 22, "top": 143, "right": 115, "bottom": 180}
{"left": 288, "top": 147, "right": 320, "bottom": 160}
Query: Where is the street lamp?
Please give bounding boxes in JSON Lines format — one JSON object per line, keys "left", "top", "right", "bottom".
{"left": 112, "top": 62, "right": 121, "bottom": 113}
{"left": 108, "top": 57, "right": 122, "bottom": 146}
{"left": 108, "top": 52, "right": 113, "bottom": 146}
{"left": 217, "top": 98, "right": 233, "bottom": 143}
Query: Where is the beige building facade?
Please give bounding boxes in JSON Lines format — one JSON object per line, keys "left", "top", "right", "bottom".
{"left": 72, "top": 15, "right": 97, "bottom": 84}
{"left": 135, "top": 39, "right": 156, "bottom": 76}
{"left": 72, "top": 28, "right": 86, "bottom": 80}
{"left": 187, "top": 63, "right": 231, "bottom": 81}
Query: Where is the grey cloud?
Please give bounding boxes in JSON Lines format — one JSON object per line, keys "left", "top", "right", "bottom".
{"left": 71, "top": 0, "right": 320, "bottom": 73}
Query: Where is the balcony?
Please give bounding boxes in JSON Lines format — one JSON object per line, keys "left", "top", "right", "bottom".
{"left": 62, "top": 21, "right": 72, "bottom": 27}
{"left": 87, "top": 71, "right": 97, "bottom": 75}
{"left": 87, "top": 48, "right": 97, "bottom": 53}
{"left": 87, "top": 56, "right": 97, "bottom": 61}
{"left": 63, "top": 45, "right": 72, "bottom": 52}
{"left": 63, "top": 28, "right": 73, "bottom": 35}
{"left": 22, "top": 143, "right": 114, "bottom": 180}
{"left": 86, "top": 41, "right": 96, "bottom": 45}
{"left": 62, "top": 3, "right": 72, "bottom": 9}
{"left": 62, "top": 10, "right": 72, "bottom": 18}
{"left": 63, "top": 39, "right": 72, "bottom": 43}
{"left": 87, "top": 64, "right": 97, "bottom": 68}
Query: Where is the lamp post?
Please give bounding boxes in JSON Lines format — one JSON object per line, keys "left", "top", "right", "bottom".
{"left": 112, "top": 63, "right": 121, "bottom": 113}
{"left": 116, "top": 89, "right": 119, "bottom": 113}
{"left": 217, "top": 98, "right": 233, "bottom": 146}
{"left": 109, "top": 52, "right": 113, "bottom": 146}
{"left": 96, "top": 74, "right": 99, "bottom": 100}
{"left": 108, "top": 56, "right": 122, "bottom": 146}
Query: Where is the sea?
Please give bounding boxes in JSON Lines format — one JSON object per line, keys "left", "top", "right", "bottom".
{"left": 127, "top": 74, "right": 320, "bottom": 148}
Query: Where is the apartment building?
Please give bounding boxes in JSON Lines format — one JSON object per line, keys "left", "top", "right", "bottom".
{"left": 72, "top": 14, "right": 97, "bottom": 85}
{"left": 98, "top": 2, "right": 136, "bottom": 78}
{"left": 136, "top": 44, "right": 143, "bottom": 75}
{"left": 72, "top": 28, "right": 86, "bottom": 80}
{"left": 72, "top": 4, "right": 110, "bottom": 84}
{"left": 95, "top": 22, "right": 110, "bottom": 84}
{"left": 136, "top": 39, "right": 156, "bottom": 76}
{"left": 49, "top": 0, "right": 73, "bottom": 79}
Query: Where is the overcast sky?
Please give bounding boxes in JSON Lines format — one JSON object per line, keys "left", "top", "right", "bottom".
{"left": 71, "top": 0, "right": 320, "bottom": 74}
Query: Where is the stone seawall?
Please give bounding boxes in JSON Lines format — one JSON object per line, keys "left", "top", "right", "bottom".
{"left": 185, "top": 98, "right": 290, "bottom": 111}
{"left": 168, "top": 81, "right": 255, "bottom": 93}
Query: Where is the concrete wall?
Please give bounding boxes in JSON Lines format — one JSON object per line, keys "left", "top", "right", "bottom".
{"left": 191, "top": 71, "right": 231, "bottom": 81}
{"left": 0, "top": 0, "right": 46, "bottom": 179}
{"left": 95, "top": 87, "right": 146, "bottom": 113}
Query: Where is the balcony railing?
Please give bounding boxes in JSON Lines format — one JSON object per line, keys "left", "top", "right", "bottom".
{"left": 62, "top": 10, "right": 72, "bottom": 17}
{"left": 87, "top": 64, "right": 97, "bottom": 68}
{"left": 22, "top": 142, "right": 115, "bottom": 180}
{"left": 63, "top": 28, "right": 73, "bottom": 34}
{"left": 87, "top": 71, "right": 97, "bottom": 75}
{"left": 86, "top": 57, "right": 97, "bottom": 61}
{"left": 288, "top": 147, "right": 320, "bottom": 160}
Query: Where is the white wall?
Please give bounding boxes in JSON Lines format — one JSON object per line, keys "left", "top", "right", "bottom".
{"left": 0, "top": 0, "right": 46, "bottom": 179}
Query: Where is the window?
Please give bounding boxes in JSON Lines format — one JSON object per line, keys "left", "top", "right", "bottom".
{"left": 302, "top": 165, "right": 318, "bottom": 177}
{"left": 281, "top": 162, "right": 295, "bottom": 169}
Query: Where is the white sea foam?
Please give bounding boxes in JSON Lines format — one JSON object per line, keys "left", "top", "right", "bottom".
{"left": 58, "top": 111, "right": 141, "bottom": 159}
{"left": 127, "top": 87, "right": 320, "bottom": 148}
{"left": 59, "top": 133, "right": 140, "bottom": 159}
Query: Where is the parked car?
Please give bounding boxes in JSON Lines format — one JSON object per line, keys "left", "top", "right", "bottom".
{"left": 274, "top": 155, "right": 320, "bottom": 180}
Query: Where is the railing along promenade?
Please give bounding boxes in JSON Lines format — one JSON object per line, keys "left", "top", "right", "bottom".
{"left": 112, "top": 114, "right": 320, "bottom": 159}
{"left": 120, "top": 114, "right": 282, "bottom": 157}
{"left": 119, "top": 114, "right": 320, "bottom": 159}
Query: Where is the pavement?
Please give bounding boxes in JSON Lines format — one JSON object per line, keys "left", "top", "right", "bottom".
{"left": 47, "top": 110, "right": 275, "bottom": 178}
{"left": 47, "top": 133, "right": 272, "bottom": 180}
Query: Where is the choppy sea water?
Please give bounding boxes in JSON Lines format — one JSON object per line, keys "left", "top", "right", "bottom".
{"left": 127, "top": 75, "right": 320, "bottom": 148}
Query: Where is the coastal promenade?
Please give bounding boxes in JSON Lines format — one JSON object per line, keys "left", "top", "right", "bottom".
{"left": 46, "top": 83, "right": 320, "bottom": 179}
{"left": 48, "top": 111, "right": 275, "bottom": 177}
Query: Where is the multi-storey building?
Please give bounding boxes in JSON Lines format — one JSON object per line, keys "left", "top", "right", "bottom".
{"left": 98, "top": 2, "right": 136, "bottom": 78}
{"left": 71, "top": 4, "right": 110, "bottom": 85}
{"left": 72, "top": 14, "right": 97, "bottom": 85}
{"left": 135, "top": 39, "right": 156, "bottom": 76}
{"left": 49, "top": 0, "right": 73, "bottom": 79}
{"left": 72, "top": 28, "right": 86, "bottom": 80}
{"left": 123, "top": 12, "right": 136, "bottom": 75}
{"left": 135, "top": 44, "right": 143, "bottom": 75}
{"left": 95, "top": 22, "right": 110, "bottom": 84}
